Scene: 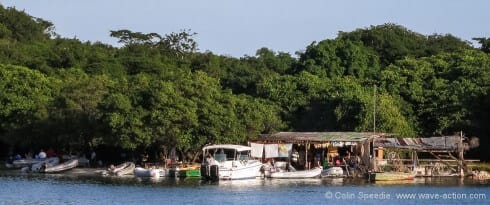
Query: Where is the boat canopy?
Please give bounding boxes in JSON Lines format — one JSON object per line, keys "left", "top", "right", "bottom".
{"left": 202, "top": 144, "right": 252, "bottom": 152}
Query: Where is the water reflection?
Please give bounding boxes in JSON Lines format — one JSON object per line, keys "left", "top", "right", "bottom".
{"left": 0, "top": 169, "right": 488, "bottom": 188}
{"left": 0, "top": 169, "right": 489, "bottom": 205}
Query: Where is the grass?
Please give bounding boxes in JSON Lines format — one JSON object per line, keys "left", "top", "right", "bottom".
{"left": 467, "top": 162, "right": 490, "bottom": 172}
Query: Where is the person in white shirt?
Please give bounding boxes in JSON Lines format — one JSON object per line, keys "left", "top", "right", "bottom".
{"left": 38, "top": 149, "right": 47, "bottom": 159}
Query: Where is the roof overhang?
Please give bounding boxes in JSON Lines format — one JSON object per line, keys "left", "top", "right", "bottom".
{"left": 253, "top": 132, "right": 392, "bottom": 144}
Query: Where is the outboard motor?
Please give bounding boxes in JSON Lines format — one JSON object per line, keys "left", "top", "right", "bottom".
{"left": 200, "top": 165, "right": 209, "bottom": 179}
{"left": 201, "top": 164, "right": 219, "bottom": 181}
{"left": 210, "top": 165, "right": 219, "bottom": 180}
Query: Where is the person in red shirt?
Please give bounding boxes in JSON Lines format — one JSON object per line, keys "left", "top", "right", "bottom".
{"left": 46, "top": 148, "right": 56, "bottom": 158}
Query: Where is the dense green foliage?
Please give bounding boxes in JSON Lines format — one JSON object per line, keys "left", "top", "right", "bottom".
{"left": 0, "top": 5, "right": 489, "bottom": 160}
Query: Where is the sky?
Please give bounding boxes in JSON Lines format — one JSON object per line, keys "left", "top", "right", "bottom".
{"left": 2, "top": 0, "right": 489, "bottom": 57}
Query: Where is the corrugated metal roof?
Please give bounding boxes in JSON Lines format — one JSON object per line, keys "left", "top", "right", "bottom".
{"left": 254, "top": 132, "right": 391, "bottom": 143}
{"left": 374, "top": 136, "right": 461, "bottom": 151}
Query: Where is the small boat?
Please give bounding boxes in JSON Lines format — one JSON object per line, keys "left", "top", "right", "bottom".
{"left": 270, "top": 167, "right": 322, "bottom": 179}
{"left": 168, "top": 164, "right": 200, "bottom": 178}
{"left": 12, "top": 158, "right": 49, "bottom": 168}
{"left": 472, "top": 170, "right": 490, "bottom": 180}
{"left": 201, "top": 144, "right": 263, "bottom": 180}
{"left": 31, "top": 157, "right": 60, "bottom": 172}
{"left": 321, "top": 167, "right": 345, "bottom": 177}
{"left": 106, "top": 162, "right": 135, "bottom": 176}
{"left": 41, "top": 159, "right": 78, "bottom": 173}
{"left": 134, "top": 167, "right": 161, "bottom": 178}
{"left": 375, "top": 172, "right": 415, "bottom": 181}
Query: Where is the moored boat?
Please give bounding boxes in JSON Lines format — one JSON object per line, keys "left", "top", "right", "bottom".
{"left": 41, "top": 159, "right": 78, "bottom": 173}
{"left": 31, "top": 157, "right": 60, "bottom": 172}
{"left": 105, "top": 162, "right": 135, "bottom": 176}
{"left": 12, "top": 158, "right": 49, "bottom": 168}
{"left": 201, "top": 144, "right": 263, "bottom": 180}
{"left": 134, "top": 167, "right": 161, "bottom": 178}
{"left": 168, "top": 164, "right": 200, "bottom": 178}
{"left": 270, "top": 167, "right": 322, "bottom": 179}
{"left": 321, "top": 167, "right": 345, "bottom": 178}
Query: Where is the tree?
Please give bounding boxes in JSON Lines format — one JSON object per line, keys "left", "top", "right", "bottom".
{"left": 110, "top": 29, "right": 162, "bottom": 45}
{"left": 49, "top": 69, "right": 112, "bottom": 150}
{"left": 0, "top": 64, "right": 54, "bottom": 146}
{"left": 473, "top": 37, "right": 490, "bottom": 53}
{"left": 297, "top": 39, "right": 380, "bottom": 79}
{"left": 0, "top": 5, "right": 54, "bottom": 42}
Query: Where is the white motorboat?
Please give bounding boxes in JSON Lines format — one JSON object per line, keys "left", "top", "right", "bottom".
{"left": 270, "top": 167, "right": 322, "bottom": 179}
{"left": 133, "top": 167, "right": 161, "bottom": 178}
{"left": 41, "top": 159, "right": 78, "bottom": 173}
{"left": 201, "top": 144, "right": 263, "bottom": 180}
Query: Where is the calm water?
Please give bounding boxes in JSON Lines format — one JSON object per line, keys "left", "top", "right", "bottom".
{"left": 0, "top": 169, "right": 489, "bottom": 205}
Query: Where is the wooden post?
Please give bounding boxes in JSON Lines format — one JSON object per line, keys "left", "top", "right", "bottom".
{"left": 377, "top": 147, "right": 384, "bottom": 160}
{"left": 372, "top": 140, "right": 377, "bottom": 171}
{"left": 459, "top": 131, "right": 464, "bottom": 177}
{"left": 305, "top": 142, "right": 309, "bottom": 170}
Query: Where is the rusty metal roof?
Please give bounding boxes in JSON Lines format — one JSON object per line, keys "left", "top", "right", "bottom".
{"left": 254, "top": 132, "right": 391, "bottom": 143}
{"left": 374, "top": 136, "right": 461, "bottom": 151}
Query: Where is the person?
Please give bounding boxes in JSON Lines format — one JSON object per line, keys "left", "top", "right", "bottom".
{"left": 38, "top": 149, "right": 47, "bottom": 159}
{"left": 205, "top": 154, "right": 217, "bottom": 166}
{"left": 46, "top": 148, "right": 56, "bottom": 158}
{"left": 90, "top": 151, "right": 96, "bottom": 167}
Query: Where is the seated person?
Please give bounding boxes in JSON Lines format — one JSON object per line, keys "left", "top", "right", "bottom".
{"left": 38, "top": 150, "right": 47, "bottom": 159}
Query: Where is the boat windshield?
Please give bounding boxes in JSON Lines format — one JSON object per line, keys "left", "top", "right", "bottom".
{"left": 237, "top": 151, "right": 249, "bottom": 161}
{"left": 208, "top": 148, "right": 239, "bottom": 162}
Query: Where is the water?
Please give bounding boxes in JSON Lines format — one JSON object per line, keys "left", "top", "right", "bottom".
{"left": 0, "top": 169, "right": 488, "bottom": 205}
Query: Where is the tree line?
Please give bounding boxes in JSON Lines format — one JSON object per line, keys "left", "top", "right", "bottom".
{"left": 0, "top": 5, "right": 489, "bottom": 161}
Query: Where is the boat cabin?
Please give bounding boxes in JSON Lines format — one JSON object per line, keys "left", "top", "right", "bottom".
{"left": 202, "top": 144, "right": 251, "bottom": 162}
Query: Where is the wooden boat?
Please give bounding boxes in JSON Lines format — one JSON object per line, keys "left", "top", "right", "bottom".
{"left": 168, "top": 164, "right": 200, "bottom": 178}
{"left": 375, "top": 172, "right": 415, "bottom": 181}
{"left": 134, "top": 167, "right": 161, "bottom": 178}
{"left": 270, "top": 167, "right": 322, "bottom": 179}
{"left": 41, "top": 159, "right": 78, "bottom": 173}
{"left": 107, "top": 162, "right": 135, "bottom": 176}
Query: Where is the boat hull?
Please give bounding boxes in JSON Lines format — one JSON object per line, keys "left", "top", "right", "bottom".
{"left": 321, "top": 167, "right": 344, "bottom": 177}
{"left": 271, "top": 167, "right": 322, "bottom": 179}
{"left": 114, "top": 162, "right": 135, "bottom": 176}
{"left": 218, "top": 162, "right": 263, "bottom": 180}
{"left": 42, "top": 159, "right": 78, "bottom": 173}
{"left": 201, "top": 161, "right": 263, "bottom": 180}
{"left": 31, "top": 157, "right": 60, "bottom": 172}
{"left": 134, "top": 167, "right": 161, "bottom": 178}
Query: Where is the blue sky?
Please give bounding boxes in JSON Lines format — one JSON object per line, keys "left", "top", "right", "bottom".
{"left": 2, "top": 0, "right": 489, "bottom": 57}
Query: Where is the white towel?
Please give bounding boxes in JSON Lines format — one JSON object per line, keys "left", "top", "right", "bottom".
{"left": 251, "top": 143, "right": 264, "bottom": 158}
{"left": 264, "top": 144, "right": 279, "bottom": 158}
